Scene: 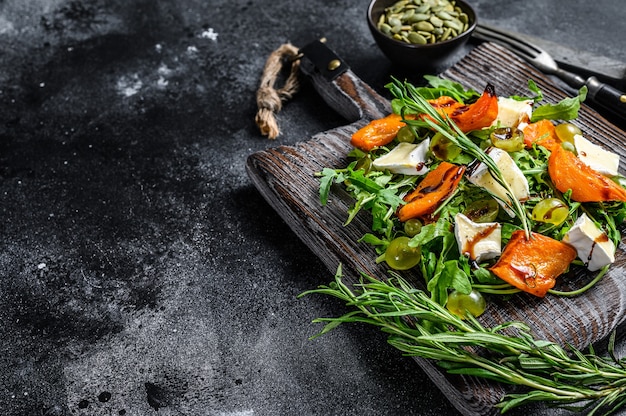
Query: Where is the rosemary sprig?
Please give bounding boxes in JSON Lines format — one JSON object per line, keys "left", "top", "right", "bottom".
{"left": 386, "top": 77, "right": 531, "bottom": 238}
{"left": 301, "top": 267, "right": 626, "bottom": 415}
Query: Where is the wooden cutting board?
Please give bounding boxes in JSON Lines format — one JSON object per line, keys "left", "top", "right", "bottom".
{"left": 246, "top": 41, "right": 626, "bottom": 415}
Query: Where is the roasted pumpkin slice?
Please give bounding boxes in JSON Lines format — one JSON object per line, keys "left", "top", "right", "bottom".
{"left": 490, "top": 231, "right": 577, "bottom": 297}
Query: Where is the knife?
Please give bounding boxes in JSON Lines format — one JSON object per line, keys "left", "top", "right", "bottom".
{"left": 472, "top": 23, "right": 626, "bottom": 124}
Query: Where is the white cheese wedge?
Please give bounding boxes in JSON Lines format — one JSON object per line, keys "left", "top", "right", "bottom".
{"left": 454, "top": 213, "right": 501, "bottom": 263}
{"left": 467, "top": 147, "right": 530, "bottom": 216}
{"left": 372, "top": 140, "right": 430, "bottom": 175}
{"left": 493, "top": 97, "right": 533, "bottom": 130}
{"left": 563, "top": 213, "right": 616, "bottom": 272}
{"left": 573, "top": 134, "right": 620, "bottom": 177}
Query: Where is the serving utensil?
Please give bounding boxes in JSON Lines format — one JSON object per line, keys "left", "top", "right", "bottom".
{"left": 473, "top": 23, "right": 626, "bottom": 122}
{"left": 504, "top": 32, "right": 626, "bottom": 90}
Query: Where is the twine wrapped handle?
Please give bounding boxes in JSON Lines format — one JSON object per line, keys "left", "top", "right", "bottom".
{"left": 255, "top": 43, "right": 301, "bottom": 139}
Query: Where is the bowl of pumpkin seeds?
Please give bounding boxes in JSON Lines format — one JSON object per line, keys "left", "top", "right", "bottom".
{"left": 367, "top": 0, "right": 476, "bottom": 72}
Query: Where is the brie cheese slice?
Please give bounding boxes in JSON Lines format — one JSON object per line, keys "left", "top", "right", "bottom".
{"left": 493, "top": 97, "right": 533, "bottom": 130}
{"left": 574, "top": 134, "right": 620, "bottom": 177}
{"left": 454, "top": 213, "right": 501, "bottom": 263}
{"left": 372, "top": 140, "right": 430, "bottom": 175}
{"left": 467, "top": 147, "right": 530, "bottom": 216}
{"left": 563, "top": 213, "right": 616, "bottom": 271}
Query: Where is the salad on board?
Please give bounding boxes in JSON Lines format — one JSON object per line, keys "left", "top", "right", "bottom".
{"left": 318, "top": 76, "right": 626, "bottom": 317}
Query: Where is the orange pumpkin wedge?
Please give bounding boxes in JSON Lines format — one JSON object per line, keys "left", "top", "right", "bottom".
{"left": 428, "top": 84, "right": 499, "bottom": 133}
{"left": 397, "top": 162, "right": 465, "bottom": 222}
{"left": 548, "top": 145, "right": 626, "bottom": 202}
{"left": 522, "top": 119, "right": 560, "bottom": 151}
{"left": 490, "top": 230, "right": 577, "bottom": 297}
{"left": 350, "top": 113, "right": 407, "bottom": 152}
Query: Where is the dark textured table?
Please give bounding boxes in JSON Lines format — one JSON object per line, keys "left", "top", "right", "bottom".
{"left": 1, "top": 1, "right": 625, "bottom": 415}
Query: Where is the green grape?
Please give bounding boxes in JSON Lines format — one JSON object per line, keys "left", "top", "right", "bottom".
{"left": 403, "top": 218, "right": 423, "bottom": 237}
{"left": 446, "top": 289, "right": 486, "bottom": 319}
{"left": 430, "top": 132, "right": 461, "bottom": 161}
{"left": 561, "top": 141, "right": 577, "bottom": 154}
{"left": 384, "top": 236, "right": 421, "bottom": 270}
{"left": 463, "top": 199, "right": 499, "bottom": 223}
{"left": 490, "top": 127, "right": 524, "bottom": 152}
{"left": 396, "top": 126, "right": 416, "bottom": 143}
{"left": 531, "top": 198, "right": 568, "bottom": 225}
{"left": 554, "top": 122, "right": 582, "bottom": 144}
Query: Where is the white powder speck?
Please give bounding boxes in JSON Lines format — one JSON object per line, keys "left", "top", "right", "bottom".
{"left": 157, "top": 76, "right": 169, "bottom": 88}
{"left": 200, "top": 28, "right": 218, "bottom": 41}
{"left": 116, "top": 75, "right": 143, "bottom": 97}
{"left": 219, "top": 411, "right": 254, "bottom": 416}
{"left": 158, "top": 64, "right": 172, "bottom": 76}
{"left": 37, "top": 263, "right": 46, "bottom": 269}
{"left": 0, "top": 17, "right": 15, "bottom": 35}
{"left": 155, "top": 43, "right": 162, "bottom": 52}
{"left": 187, "top": 45, "right": 199, "bottom": 56}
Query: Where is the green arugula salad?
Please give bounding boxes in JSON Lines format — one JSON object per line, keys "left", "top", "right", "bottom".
{"left": 319, "top": 76, "right": 626, "bottom": 311}
{"left": 303, "top": 76, "right": 626, "bottom": 414}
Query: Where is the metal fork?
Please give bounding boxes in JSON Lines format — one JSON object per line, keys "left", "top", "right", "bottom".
{"left": 473, "top": 23, "right": 587, "bottom": 89}
{"left": 472, "top": 23, "right": 626, "bottom": 122}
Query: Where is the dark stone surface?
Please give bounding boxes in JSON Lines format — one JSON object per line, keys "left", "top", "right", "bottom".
{"left": 0, "top": 1, "right": 624, "bottom": 415}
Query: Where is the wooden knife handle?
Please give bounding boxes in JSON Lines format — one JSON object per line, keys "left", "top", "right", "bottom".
{"left": 299, "top": 39, "right": 390, "bottom": 122}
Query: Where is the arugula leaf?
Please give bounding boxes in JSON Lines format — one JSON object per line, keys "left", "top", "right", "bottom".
{"left": 420, "top": 75, "right": 480, "bottom": 102}
{"left": 319, "top": 168, "right": 340, "bottom": 205}
{"left": 409, "top": 217, "right": 451, "bottom": 247}
{"left": 472, "top": 265, "right": 500, "bottom": 284}
{"left": 527, "top": 79, "right": 544, "bottom": 102}
{"left": 531, "top": 86, "right": 588, "bottom": 121}
{"left": 509, "top": 79, "right": 544, "bottom": 103}
{"left": 346, "top": 169, "right": 383, "bottom": 194}
{"left": 426, "top": 233, "right": 471, "bottom": 305}
{"left": 359, "top": 233, "right": 388, "bottom": 248}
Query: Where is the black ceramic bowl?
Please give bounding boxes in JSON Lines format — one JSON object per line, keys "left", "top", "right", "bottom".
{"left": 367, "top": 0, "right": 477, "bottom": 73}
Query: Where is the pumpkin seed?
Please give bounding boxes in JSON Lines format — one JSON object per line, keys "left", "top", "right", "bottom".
{"left": 443, "top": 19, "right": 463, "bottom": 32}
{"left": 436, "top": 10, "right": 453, "bottom": 20}
{"left": 441, "top": 27, "right": 452, "bottom": 41}
{"left": 429, "top": 15, "right": 443, "bottom": 27}
{"left": 388, "top": 16, "right": 402, "bottom": 27}
{"left": 409, "top": 13, "right": 430, "bottom": 22}
{"left": 407, "top": 32, "right": 428, "bottom": 44}
{"left": 415, "top": 21, "right": 435, "bottom": 32}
